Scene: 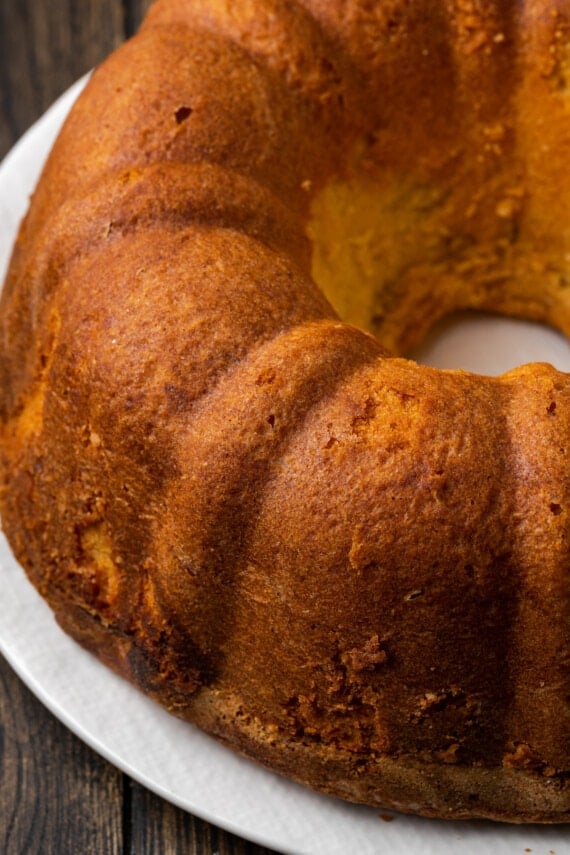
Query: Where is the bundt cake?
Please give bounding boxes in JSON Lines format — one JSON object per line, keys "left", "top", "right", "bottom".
{"left": 0, "top": 0, "right": 569, "bottom": 823}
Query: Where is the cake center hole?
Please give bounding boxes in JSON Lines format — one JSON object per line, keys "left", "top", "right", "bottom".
{"left": 412, "top": 311, "right": 570, "bottom": 375}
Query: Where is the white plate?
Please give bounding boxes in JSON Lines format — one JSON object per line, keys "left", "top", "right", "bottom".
{"left": 0, "top": 79, "right": 569, "bottom": 855}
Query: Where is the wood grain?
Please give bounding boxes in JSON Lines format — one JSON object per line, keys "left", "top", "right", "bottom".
{"left": 0, "top": 2, "right": 279, "bottom": 853}
{"left": 0, "top": 0, "right": 125, "bottom": 158}
{"left": 127, "top": 781, "right": 278, "bottom": 854}
{"left": 0, "top": 656, "right": 124, "bottom": 855}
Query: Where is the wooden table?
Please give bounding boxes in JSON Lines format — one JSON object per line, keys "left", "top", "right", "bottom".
{"left": 0, "top": 3, "right": 279, "bottom": 852}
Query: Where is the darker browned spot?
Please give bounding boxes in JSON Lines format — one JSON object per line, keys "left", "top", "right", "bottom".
{"left": 174, "top": 105, "right": 192, "bottom": 124}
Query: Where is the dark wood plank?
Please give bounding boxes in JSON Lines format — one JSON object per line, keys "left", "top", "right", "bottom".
{"left": 0, "top": 0, "right": 126, "bottom": 159}
{"left": 125, "top": 0, "right": 154, "bottom": 37}
{"left": 127, "top": 781, "right": 278, "bottom": 855}
{"left": 0, "top": 654, "right": 124, "bottom": 855}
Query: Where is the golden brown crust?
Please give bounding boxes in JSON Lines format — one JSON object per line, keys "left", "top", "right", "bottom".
{"left": 0, "top": 0, "right": 569, "bottom": 822}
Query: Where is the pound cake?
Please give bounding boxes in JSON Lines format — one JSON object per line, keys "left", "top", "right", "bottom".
{"left": 0, "top": 0, "right": 569, "bottom": 822}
